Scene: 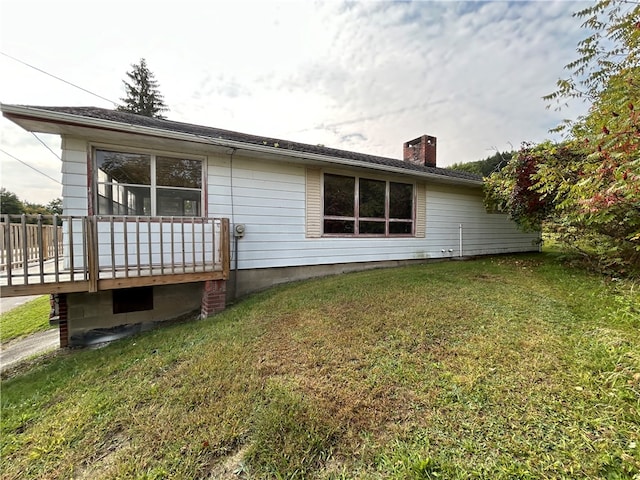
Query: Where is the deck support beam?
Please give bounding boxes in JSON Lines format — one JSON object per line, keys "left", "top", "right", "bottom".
{"left": 201, "top": 279, "right": 226, "bottom": 318}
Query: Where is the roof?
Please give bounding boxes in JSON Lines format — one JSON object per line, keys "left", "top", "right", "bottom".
{"left": 1, "top": 104, "right": 483, "bottom": 185}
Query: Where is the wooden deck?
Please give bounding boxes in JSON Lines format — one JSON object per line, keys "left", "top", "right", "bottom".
{"left": 0, "top": 215, "right": 230, "bottom": 297}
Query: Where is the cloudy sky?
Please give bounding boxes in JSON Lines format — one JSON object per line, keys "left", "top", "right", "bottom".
{"left": 1, "top": 0, "right": 591, "bottom": 205}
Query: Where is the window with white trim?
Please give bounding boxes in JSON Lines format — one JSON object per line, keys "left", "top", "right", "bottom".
{"left": 95, "top": 149, "right": 203, "bottom": 216}
{"left": 323, "top": 173, "right": 414, "bottom": 236}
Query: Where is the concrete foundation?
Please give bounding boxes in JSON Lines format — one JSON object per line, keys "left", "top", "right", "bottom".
{"left": 66, "top": 282, "right": 204, "bottom": 346}
{"left": 228, "top": 258, "right": 448, "bottom": 301}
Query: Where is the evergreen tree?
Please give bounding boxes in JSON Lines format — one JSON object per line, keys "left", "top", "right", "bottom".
{"left": 117, "top": 58, "right": 169, "bottom": 119}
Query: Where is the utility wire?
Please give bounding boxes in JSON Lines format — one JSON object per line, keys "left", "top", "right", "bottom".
{"left": 0, "top": 148, "right": 62, "bottom": 185}
{"left": 1, "top": 52, "right": 110, "bottom": 182}
{"left": 1, "top": 51, "right": 118, "bottom": 106}
{"left": 30, "top": 132, "right": 63, "bottom": 162}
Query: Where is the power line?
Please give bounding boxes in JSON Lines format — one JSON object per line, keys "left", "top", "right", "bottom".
{"left": 30, "top": 132, "right": 62, "bottom": 162}
{"left": 1, "top": 51, "right": 118, "bottom": 106}
{"left": 0, "top": 148, "right": 62, "bottom": 185}
{"left": 1, "top": 52, "right": 113, "bottom": 190}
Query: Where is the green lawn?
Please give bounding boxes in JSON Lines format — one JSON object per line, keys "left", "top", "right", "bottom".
{"left": 1, "top": 254, "right": 638, "bottom": 479}
{"left": 0, "top": 295, "right": 53, "bottom": 343}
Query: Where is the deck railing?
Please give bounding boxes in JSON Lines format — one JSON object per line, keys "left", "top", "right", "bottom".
{"left": 0, "top": 215, "right": 63, "bottom": 271}
{"left": 0, "top": 214, "right": 230, "bottom": 297}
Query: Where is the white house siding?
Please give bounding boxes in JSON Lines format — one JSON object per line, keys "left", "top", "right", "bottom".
{"left": 305, "top": 168, "right": 322, "bottom": 238}
{"left": 60, "top": 137, "right": 88, "bottom": 216}
{"left": 206, "top": 153, "right": 232, "bottom": 218}
{"left": 58, "top": 140, "right": 538, "bottom": 275}
{"left": 425, "top": 184, "right": 540, "bottom": 256}
{"left": 207, "top": 153, "right": 310, "bottom": 269}
{"left": 60, "top": 137, "right": 90, "bottom": 270}
{"left": 206, "top": 154, "right": 539, "bottom": 272}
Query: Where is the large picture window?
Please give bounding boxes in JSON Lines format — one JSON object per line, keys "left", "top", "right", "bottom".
{"left": 323, "top": 173, "right": 414, "bottom": 236}
{"left": 96, "top": 149, "right": 203, "bottom": 216}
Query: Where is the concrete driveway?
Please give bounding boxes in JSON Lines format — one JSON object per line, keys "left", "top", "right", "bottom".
{"left": 1, "top": 329, "right": 59, "bottom": 372}
{"left": 0, "top": 294, "right": 42, "bottom": 314}
{"left": 0, "top": 294, "right": 60, "bottom": 373}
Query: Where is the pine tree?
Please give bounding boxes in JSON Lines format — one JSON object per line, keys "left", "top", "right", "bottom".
{"left": 117, "top": 58, "right": 169, "bottom": 119}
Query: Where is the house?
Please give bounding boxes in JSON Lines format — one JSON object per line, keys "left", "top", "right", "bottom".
{"left": 0, "top": 104, "right": 540, "bottom": 346}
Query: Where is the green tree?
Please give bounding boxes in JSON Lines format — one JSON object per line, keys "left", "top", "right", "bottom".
{"left": 0, "top": 188, "right": 24, "bottom": 214}
{"left": 46, "top": 198, "right": 63, "bottom": 215}
{"left": 24, "top": 202, "right": 50, "bottom": 216}
{"left": 117, "top": 58, "right": 169, "bottom": 119}
{"left": 486, "top": 0, "right": 639, "bottom": 276}
{"left": 449, "top": 151, "right": 513, "bottom": 177}
{"left": 544, "top": 0, "right": 639, "bottom": 110}
{"left": 0, "top": 190, "right": 63, "bottom": 223}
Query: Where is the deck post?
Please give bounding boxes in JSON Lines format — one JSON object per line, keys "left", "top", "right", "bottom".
{"left": 3, "top": 215, "right": 13, "bottom": 286}
{"left": 220, "top": 218, "right": 230, "bottom": 278}
{"left": 87, "top": 216, "right": 99, "bottom": 293}
{"left": 21, "top": 215, "right": 28, "bottom": 285}
{"left": 37, "top": 215, "right": 45, "bottom": 284}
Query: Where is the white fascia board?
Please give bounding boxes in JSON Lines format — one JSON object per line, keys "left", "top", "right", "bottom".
{"left": 1, "top": 104, "right": 483, "bottom": 187}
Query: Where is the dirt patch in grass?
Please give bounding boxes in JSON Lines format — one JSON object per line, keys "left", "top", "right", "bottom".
{"left": 252, "top": 283, "right": 492, "bottom": 445}
{"left": 207, "top": 445, "right": 249, "bottom": 479}
{"left": 74, "top": 429, "right": 131, "bottom": 479}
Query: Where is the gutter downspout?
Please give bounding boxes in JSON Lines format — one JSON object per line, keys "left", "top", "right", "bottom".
{"left": 459, "top": 223, "right": 463, "bottom": 258}
{"left": 229, "top": 148, "right": 239, "bottom": 298}
{"left": 234, "top": 234, "right": 239, "bottom": 296}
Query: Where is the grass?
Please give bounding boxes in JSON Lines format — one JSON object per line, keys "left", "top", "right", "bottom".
{"left": 0, "top": 295, "right": 53, "bottom": 343}
{"left": 1, "top": 254, "right": 639, "bottom": 479}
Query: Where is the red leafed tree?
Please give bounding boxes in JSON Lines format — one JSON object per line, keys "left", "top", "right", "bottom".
{"left": 486, "top": 0, "right": 640, "bottom": 275}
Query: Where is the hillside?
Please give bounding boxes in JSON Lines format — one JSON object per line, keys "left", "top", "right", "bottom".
{"left": 1, "top": 254, "right": 639, "bottom": 479}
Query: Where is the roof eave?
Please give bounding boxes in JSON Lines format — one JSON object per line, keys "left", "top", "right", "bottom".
{"left": 1, "top": 103, "right": 484, "bottom": 187}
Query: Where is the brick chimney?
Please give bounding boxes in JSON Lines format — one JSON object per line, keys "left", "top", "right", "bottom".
{"left": 403, "top": 135, "right": 437, "bottom": 167}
